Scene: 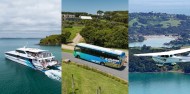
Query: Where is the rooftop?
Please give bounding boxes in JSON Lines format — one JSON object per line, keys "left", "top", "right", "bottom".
{"left": 77, "top": 43, "right": 124, "bottom": 55}
{"left": 79, "top": 16, "right": 92, "bottom": 20}
{"left": 17, "top": 47, "right": 47, "bottom": 53}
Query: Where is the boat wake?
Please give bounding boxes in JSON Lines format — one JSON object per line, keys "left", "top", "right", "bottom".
{"left": 45, "top": 69, "right": 61, "bottom": 81}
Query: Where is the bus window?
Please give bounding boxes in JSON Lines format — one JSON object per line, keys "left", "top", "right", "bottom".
{"left": 75, "top": 46, "right": 81, "bottom": 52}
{"left": 107, "top": 54, "right": 118, "bottom": 60}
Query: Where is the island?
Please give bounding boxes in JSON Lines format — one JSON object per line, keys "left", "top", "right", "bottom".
{"left": 129, "top": 12, "right": 190, "bottom": 47}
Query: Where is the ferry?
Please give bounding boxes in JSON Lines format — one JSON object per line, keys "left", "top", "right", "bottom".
{"left": 5, "top": 46, "right": 61, "bottom": 81}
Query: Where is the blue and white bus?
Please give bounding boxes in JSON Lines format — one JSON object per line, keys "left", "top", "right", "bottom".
{"left": 73, "top": 43, "right": 126, "bottom": 68}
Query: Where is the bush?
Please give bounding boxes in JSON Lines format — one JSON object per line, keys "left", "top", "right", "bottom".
{"left": 80, "top": 18, "right": 128, "bottom": 49}
{"left": 39, "top": 31, "right": 71, "bottom": 45}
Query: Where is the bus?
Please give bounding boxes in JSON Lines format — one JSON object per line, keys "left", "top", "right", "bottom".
{"left": 73, "top": 43, "right": 126, "bottom": 68}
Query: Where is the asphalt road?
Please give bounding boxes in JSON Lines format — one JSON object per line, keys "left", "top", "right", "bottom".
{"left": 62, "top": 52, "right": 128, "bottom": 81}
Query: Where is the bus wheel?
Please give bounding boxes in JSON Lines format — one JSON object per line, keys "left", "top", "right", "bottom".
{"left": 76, "top": 55, "right": 80, "bottom": 58}
{"left": 100, "top": 62, "right": 105, "bottom": 66}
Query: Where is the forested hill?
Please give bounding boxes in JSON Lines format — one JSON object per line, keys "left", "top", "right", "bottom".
{"left": 129, "top": 12, "right": 190, "bottom": 43}
{"left": 40, "top": 11, "right": 128, "bottom": 48}
{"left": 80, "top": 11, "right": 128, "bottom": 49}
{"left": 129, "top": 12, "right": 190, "bottom": 35}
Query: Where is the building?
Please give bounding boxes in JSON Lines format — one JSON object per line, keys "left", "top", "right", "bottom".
{"left": 79, "top": 16, "right": 92, "bottom": 20}
{"left": 63, "top": 14, "right": 77, "bottom": 21}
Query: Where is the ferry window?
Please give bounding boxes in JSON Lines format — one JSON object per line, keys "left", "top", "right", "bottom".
{"left": 6, "top": 53, "right": 18, "bottom": 58}
{"left": 16, "top": 50, "right": 25, "bottom": 54}
{"left": 165, "top": 55, "right": 169, "bottom": 58}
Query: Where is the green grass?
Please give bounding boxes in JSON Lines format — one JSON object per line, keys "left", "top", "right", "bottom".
{"left": 63, "top": 26, "right": 84, "bottom": 41}
{"left": 100, "top": 19, "right": 107, "bottom": 22}
{"left": 62, "top": 49, "right": 73, "bottom": 53}
{"left": 129, "top": 18, "right": 146, "bottom": 27}
{"left": 129, "top": 18, "right": 181, "bottom": 28}
{"left": 160, "top": 19, "right": 181, "bottom": 28}
{"left": 62, "top": 63, "right": 128, "bottom": 94}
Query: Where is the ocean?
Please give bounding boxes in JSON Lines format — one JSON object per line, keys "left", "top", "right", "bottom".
{"left": 0, "top": 38, "right": 61, "bottom": 94}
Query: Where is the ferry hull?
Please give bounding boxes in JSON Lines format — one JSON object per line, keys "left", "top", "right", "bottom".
{"left": 5, "top": 54, "right": 36, "bottom": 70}
{"left": 5, "top": 50, "right": 61, "bottom": 81}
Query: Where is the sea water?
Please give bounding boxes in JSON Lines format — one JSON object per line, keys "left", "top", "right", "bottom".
{"left": 129, "top": 36, "right": 175, "bottom": 47}
{"left": 129, "top": 73, "right": 190, "bottom": 94}
{"left": 0, "top": 38, "right": 61, "bottom": 94}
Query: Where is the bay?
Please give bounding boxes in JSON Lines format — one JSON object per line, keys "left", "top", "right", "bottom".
{"left": 129, "top": 36, "right": 175, "bottom": 47}
{"left": 129, "top": 73, "right": 190, "bottom": 94}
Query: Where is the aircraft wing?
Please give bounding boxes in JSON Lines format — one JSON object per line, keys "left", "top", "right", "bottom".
{"left": 134, "top": 48, "right": 190, "bottom": 56}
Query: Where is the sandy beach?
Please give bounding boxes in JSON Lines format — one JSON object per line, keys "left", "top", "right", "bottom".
{"left": 143, "top": 35, "right": 178, "bottom": 40}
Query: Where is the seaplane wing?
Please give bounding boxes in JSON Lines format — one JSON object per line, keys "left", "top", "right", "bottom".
{"left": 134, "top": 48, "right": 190, "bottom": 56}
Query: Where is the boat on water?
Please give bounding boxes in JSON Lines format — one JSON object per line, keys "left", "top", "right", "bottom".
{"left": 4, "top": 46, "right": 61, "bottom": 81}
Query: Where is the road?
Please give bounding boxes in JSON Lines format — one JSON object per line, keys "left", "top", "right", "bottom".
{"left": 61, "top": 44, "right": 74, "bottom": 50}
{"left": 62, "top": 52, "right": 128, "bottom": 81}
{"left": 68, "top": 33, "right": 82, "bottom": 46}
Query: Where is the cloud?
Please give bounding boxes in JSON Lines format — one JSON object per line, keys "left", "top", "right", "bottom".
{"left": 130, "top": 0, "right": 190, "bottom": 6}
{"left": 130, "top": 0, "right": 190, "bottom": 14}
{"left": 0, "top": 0, "right": 61, "bottom": 31}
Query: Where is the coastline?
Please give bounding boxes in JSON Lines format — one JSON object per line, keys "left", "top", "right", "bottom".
{"left": 130, "top": 70, "right": 185, "bottom": 74}
{"left": 143, "top": 35, "right": 178, "bottom": 40}
{"left": 129, "top": 34, "right": 178, "bottom": 44}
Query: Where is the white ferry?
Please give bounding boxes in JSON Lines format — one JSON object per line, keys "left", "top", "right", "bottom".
{"left": 5, "top": 46, "right": 61, "bottom": 81}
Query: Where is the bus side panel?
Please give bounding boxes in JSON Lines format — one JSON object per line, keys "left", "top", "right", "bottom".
{"left": 80, "top": 53, "right": 105, "bottom": 64}
{"left": 73, "top": 51, "right": 77, "bottom": 57}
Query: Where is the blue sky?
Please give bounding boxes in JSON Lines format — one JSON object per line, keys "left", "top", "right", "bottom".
{"left": 62, "top": 0, "right": 128, "bottom": 14}
{"left": 130, "top": 0, "right": 190, "bottom": 15}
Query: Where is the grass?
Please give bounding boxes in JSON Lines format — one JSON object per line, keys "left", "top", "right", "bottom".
{"left": 63, "top": 26, "right": 84, "bottom": 41}
{"left": 160, "top": 18, "right": 181, "bottom": 28}
{"left": 129, "top": 18, "right": 146, "bottom": 27}
{"left": 129, "top": 18, "right": 181, "bottom": 28}
{"left": 112, "top": 48, "right": 128, "bottom": 52}
{"left": 62, "top": 62, "right": 128, "bottom": 94}
{"left": 62, "top": 49, "right": 73, "bottom": 53}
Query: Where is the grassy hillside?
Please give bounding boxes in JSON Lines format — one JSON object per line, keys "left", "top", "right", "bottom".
{"left": 160, "top": 18, "right": 181, "bottom": 28}
{"left": 63, "top": 26, "right": 84, "bottom": 41}
{"left": 40, "top": 34, "right": 61, "bottom": 45}
{"left": 129, "top": 12, "right": 190, "bottom": 43}
{"left": 62, "top": 63, "right": 128, "bottom": 94}
{"left": 129, "top": 15, "right": 181, "bottom": 28}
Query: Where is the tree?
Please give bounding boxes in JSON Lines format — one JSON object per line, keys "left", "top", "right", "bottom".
{"left": 97, "top": 10, "right": 104, "bottom": 16}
